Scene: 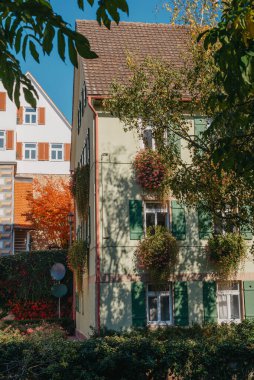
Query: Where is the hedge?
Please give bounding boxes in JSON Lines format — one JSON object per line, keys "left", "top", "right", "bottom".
{"left": 0, "top": 250, "right": 73, "bottom": 319}
{"left": 0, "top": 321, "right": 254, "bottom": 379}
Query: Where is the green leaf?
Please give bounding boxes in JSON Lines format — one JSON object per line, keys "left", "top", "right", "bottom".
{"left": 14, "top": 27, "right": 23, "bottom": 53}
{"left": 29, "top": 40, "right": 40, "bottom": 63}
{"left": 57, "top": 30, "right": 65, "bottom": 61}
{"left": 23, "top": 88, "right": 37, "bottom": 108}
{"left": 68, "top": 37, "right": 78, "bottom": 67}
{"left": 43, "top": 23, "right": 55, "bottom": 55}
{"left": 75, "top": 35, "right": 98, "bottom": 59}
{"left": 77, "top": 0, "right": 84, "bottom": 9}
{"left": 22, "top": 35, "right": 29, "bottom": 60}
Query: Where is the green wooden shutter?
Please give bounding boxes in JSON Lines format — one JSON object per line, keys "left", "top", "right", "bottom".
{"left": 240, "top": 207, "right": 252, "bottom": 240}
{"left": 194, "top": 117, "right": 207, "bottom": 138}
{"left": 203, "top": 281, "right": 217, "bottom": 323}
{"left": 129, "top": 200, "right": 143, "bottom": 240}
{"left": 174, "top": 281, "right": 189, "bottom": 326}
{"left": 244, "top": 281, "right": 254, "bottom": 319}
{"left": 198, "top": 207, "right": 213, "bottom": 240}
{"left": 131, "top": 282, "right": 146, "bottom": 327}
{"left": 171, "top": 200, "right": 186, "bottom": 240}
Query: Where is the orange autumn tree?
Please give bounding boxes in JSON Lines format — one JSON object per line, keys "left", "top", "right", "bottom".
{"left": 26, "top": 177, "right": 74, "bottom": 250}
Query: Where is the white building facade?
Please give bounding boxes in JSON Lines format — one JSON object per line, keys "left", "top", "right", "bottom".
{"left": 0, "top": 72, "right": 71, "bottom": 254}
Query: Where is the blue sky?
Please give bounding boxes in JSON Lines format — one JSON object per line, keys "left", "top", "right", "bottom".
{"left": 19, "top": 0, "right": 170, "bottom": 123}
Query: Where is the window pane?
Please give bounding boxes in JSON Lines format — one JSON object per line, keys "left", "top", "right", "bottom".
{"left": 157, "top": 212, "right": 167, "bottom": 227}
{"left": 31, "top": 150, "right": 36, "bottom": 159}
{"left": 52, "top": 151, "right": 56, "bottom": 160}
{"left": 148, "top": 296, "right": 158, "bottom": 321}
{"left": 230, "top": 295, "right": 240, "bottom": 319}
{"left": 146, "top": 213, "right": 155, "bottom": 228}
{"left": 0, "top": 131, "right": 4, "bottom": 136}
{"left": 0, "top": 139, "right": 4, "bottom": 148}
{"left": 58, "top": 151, "right": 63, "bottom": 160}
{"left": 161, "top": 295, "right": 170, "bottom": 321}
{"left": 25, "top": 115, "right": 30, "bottom": 123}
{"left": 52, "top": 144, "right": 62, "bottom": 149}
{"left": 32, "top": 115, "right": 36, "bottom": 123}
{"left": 25, "top": 144, "right": 36, "bottom": 148}
{"left": 218, "top": 295, "right": 228, "bottom": 319}
{"left": 25, "top": 150, "right": 29, "bottom": 159}
{"left": 27, "top": 108, "right": 36, "bottom": 112}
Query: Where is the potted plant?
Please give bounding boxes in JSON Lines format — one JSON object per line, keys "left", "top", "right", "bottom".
{"left": 135, "top": 226, "right": 179, "bottom": 281}
{"left": 133, "top": 149, "right": 169, "bottom": 196}
{"left": 67, "top": 240, "right": 88, "bottom": 292}
{"left": 206, "top": 233, "right": 247, "bottom": 278}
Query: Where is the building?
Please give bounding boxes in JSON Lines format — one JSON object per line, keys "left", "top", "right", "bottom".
{"left": 71, "top": 21, "right": 254, "bottom": 337}
{"left": 0, "top": 73, "right": 71, "bottom": 254}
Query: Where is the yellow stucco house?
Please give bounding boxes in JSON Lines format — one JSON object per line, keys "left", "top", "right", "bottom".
{"left": 71, "top": 21, "right": 254, "bottom": 338}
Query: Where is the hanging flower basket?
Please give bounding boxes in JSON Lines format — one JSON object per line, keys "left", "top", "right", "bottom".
{"left": 67, "top": 240, "right": 89, "bottom": 293}
{"left": 206, "top": 233, "right": 247, "bottom": 278}
{"left": 133, "top": 149, "right": 169, "bottom": 195}
{"left": 71, "top": 165, "right": 90, "bottom": 220}
{"left": 135, "top": 226, "right": 179, "bottom": 281}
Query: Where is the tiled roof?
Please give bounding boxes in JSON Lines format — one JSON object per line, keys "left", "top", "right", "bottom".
{"left": 76, "top": 21, "right": 190, "bottom": 96}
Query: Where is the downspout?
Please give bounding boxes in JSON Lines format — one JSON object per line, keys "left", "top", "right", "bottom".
{"left": 88, "top": 96, "right": 100, "bottom": 332}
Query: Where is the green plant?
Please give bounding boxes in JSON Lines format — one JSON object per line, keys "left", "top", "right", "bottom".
{"left": 207, "top": 233, "right": 248, "bottom": 278}
{"left": 0, "top": 250, "right": 72, "bottom": 319}
{"left": 135, "top": 226, "right": 179, "bottom": 281}
{"left": 67, "top": 240, "right": 88, "bottom": 293}
{"left": 71, "top": 165, "right": 90, "bottom": 220}
{"left": 133, "top": 149, "right": 169, "bottom": 197}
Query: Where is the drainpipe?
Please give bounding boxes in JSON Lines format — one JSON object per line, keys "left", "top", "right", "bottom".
{"left": 88, "top": 96, "right": 100, "bottom": 332}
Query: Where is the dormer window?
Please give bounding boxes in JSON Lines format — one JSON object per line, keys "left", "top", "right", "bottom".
{"left": 24, "top": 107, "right": 37, "bottom": 124}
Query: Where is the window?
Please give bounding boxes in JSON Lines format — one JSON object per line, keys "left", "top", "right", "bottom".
{"left": 217, "top": 282, "right": 241, "bottom": 323}
{"left": 143, "top": 127, "right": 154, "bottom": 149}
{"left": 24, "top": 108, "right": 37, "bottom": 124}
{"left": 51, "top": 143, "right": 63, "bottom": 161}
{"left": 24, "top": 143, "right": 37, "bottom": 160}
{"left": 145, "top": 203, "right": 169, "bottom": 230}
{"left": 147, "top": 284, "right": 172, "bottom": 324}
{"left": 0, "top": 131, "right": 5, "bottom": 149}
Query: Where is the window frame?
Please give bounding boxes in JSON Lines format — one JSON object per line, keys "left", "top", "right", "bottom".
{"left": 24, "top": 107, "right": 37, "bottom": 125}
{"left": 50, "top": 143, "right": 64, "bottom": 161}
{"left": 217, "top": 281, "right": 241, "bottom": 324}
{"left": 0, "top": 130, "right": 5, "bottom": 150}
{"left": 144, "top": 202, "right": 169, "bottom": 232}
{"left": 24, "top": 142, "right": 37, "bottom": 160}
{"left": 147, "top": 284, "right": 173, "bottom": 325}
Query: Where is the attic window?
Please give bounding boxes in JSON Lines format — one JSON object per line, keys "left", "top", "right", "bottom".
{"left": 24, "top": 107, "right": 37, "bottom": 124}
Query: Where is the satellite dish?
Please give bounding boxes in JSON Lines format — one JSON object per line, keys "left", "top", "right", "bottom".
{"left": 51, "top": 284, "right": 68, "bottom": 298}
{"left": 50, "top": 263, "right": 66, "bottom": 281}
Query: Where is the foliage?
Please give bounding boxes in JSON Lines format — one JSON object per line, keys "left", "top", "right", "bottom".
{"left": 0, "top": 0, "right": 128, "bottom": 107}
{"left": 1, "top": 321, "right": 254, "bottom": 379}
{"left": 0, "top": 250, "right": 72, "bottom": 319}
{"left": 133, "top": 149, "right": 169, "bottom": 196}
{"left": 199, "top": 0, "right": 254, "bottom": 185}
{"left": 68, "top": 240, "right": 88, "bottom": 292}
{"left": 26, "top": 176, "right": 74, "bottom": 250}
{"left": 0, "top": 319, "right": 75, "bottom": 336}
{"left": 71, "top": 165, "right": 90, "bottom": 220}
{"left": 207, "top": 233, "right": 248, "bottom": 278}
{"left": 105, "top": 31, "right": 254, "bottom": 234}
{"left": 135, "top": 226, "right": 179, "bottom": 281}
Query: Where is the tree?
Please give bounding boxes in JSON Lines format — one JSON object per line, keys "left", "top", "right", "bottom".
{"left": 0, "top": 0, "right": 128, "bottom": 107}
{"left": 26, "top": 177, "right": 74, "bottom": 249}
{"left": 199, "top": 0, "right": 254, "bottom": 183}
{"left": 105, "top": 8, "right": 254, "bottom": 233}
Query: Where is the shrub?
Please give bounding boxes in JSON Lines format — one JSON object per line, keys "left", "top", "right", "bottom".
{"left": 67, "top": 240, "right": 88, "bottom": 292}
{"left": 135, "top": 226, "right": 179, "bottom": 281}
{"left": 0, "top": 250, "right": 72, "bottom": 319}
{"left": 206, "top": 233, "right": 248, "bottom": 278}
{"left": 133, "top": 149, "right": 169, "bottom": 195}
{"left": 71, "top": 165, "right": 90, "bottom": 219}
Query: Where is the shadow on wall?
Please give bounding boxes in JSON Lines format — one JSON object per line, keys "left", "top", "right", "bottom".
{"left": 100, "top": 146, "right": 137, "bottom": 329}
